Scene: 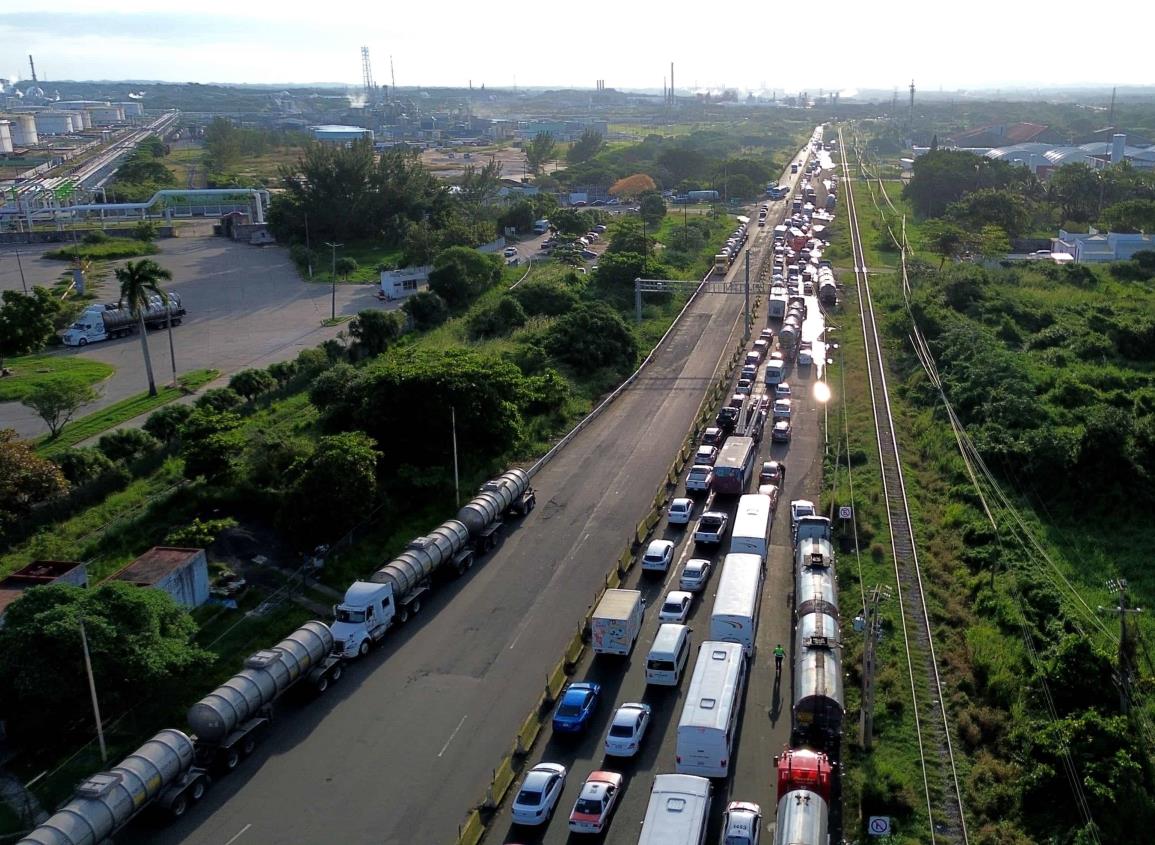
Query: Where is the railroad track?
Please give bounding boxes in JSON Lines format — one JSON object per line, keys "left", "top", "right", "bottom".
{"left": 837, "top": 127, "right": 969, "bottom": 845}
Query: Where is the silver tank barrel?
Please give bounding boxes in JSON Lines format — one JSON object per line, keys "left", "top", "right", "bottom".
{"left": 456, "top": 469, "right": 529, "bottom": 534}
{"left": 17, "top": 729, "right": 195, "bottom": 845}
{"left": 187, "top": 621, "right": 333, "bottom": 744}
{"left": 370, "top": 519, "right": 469, "bottom": 596}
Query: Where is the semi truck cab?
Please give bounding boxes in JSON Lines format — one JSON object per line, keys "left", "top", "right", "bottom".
{"left": 331, "top": 581, "right": 398, "bottom": 658}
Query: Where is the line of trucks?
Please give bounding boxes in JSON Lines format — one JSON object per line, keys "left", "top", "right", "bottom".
{"left": 62, "top": 294, "right": 186, "bottom": 347}
{"left": 18, "top": 469, "right": 536, "bottom": 845}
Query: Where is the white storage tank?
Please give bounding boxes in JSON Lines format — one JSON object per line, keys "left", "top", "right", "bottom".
{"left": 117, "top": 100, "right": 144, "bottom": 116}
{"left": 77, "top": 109, "right": 92, "bottom": 129}
{"left": 35, "top": 111, "right": 77, "bottom": 135}
{"left": 0, "top": 120, "right": 12, "bottom": 154}
{"left": 90, "top": 105, "right": 125, "bottom": 125}
{"left": 9, "top": 113, "right": 37, "bottom": 146}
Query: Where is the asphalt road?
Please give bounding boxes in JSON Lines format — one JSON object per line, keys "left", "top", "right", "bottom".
{"left": 484, "top": 151, "right": 831, "bottom": 845}
{"left": 120, "top": 138, "right": 817, "bottom": 845}
{"left": 0, "top": 235, "right": 381, "bottom": 438}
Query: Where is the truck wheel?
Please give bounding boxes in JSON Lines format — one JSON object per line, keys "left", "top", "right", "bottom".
{"left": 225, "top": 748, "right": 240, "bottom": 770}
{"left": 191, "top": 780, "right": 206, "bottom": 801}
{"left": 411, "top": 599, "right": 422, "bottom": 616}
{"left": 358, "top": 639, "right": 371, "bottom": 658}
{"left": 242, "top": 737, "right": 256, "bottom": 756}
{"left": 315, "top": 675, "right": 329, "bottom": 693}
{"left": 331, "top": 664, "right": 343, "bottom": 682}
{"left": 400, "top": 607, "right": 410, "bottom": 624}
{"left": 170, "top": 795, "right": 189, "bottom": 818}
{"left": 77, "top": 338, "right": 87, "bottom": 347}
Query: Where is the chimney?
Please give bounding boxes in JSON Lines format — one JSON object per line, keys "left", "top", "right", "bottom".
{"left": 1111, "top": 133, "right": 1126, "bottom": 164}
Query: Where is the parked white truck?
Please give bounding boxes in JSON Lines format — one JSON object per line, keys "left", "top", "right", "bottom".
{"left": 330, "top": 469, "right": 536, "bottom": 659}
{"left": 62, "top": 293, "right": 185, "bottom": 346}
{"left": 590, "top": 589, "right": 645, "bottom": 655}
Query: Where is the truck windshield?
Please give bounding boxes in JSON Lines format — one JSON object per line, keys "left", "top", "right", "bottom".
{"left": 335, "top": 608, "right": 365, "bottom": 623}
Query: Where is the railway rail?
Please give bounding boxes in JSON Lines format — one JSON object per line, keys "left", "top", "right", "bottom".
{"left": 837, "top": 127, "right": 969, "bottom": 845}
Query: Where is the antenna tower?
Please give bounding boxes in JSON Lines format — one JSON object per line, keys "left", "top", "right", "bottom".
{"left": 361, "top": 47, "right": 375, "bottom": 105}
{"left": 909, "top": 79, "right": 916, "bottom": 127}
{"left": 1109, "top": 86, "right": 1117, "bottom": 127}
{"left": 390, "top": 56, "right": 396, "bottom": 91}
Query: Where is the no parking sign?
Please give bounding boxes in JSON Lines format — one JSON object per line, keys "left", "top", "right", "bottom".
{"left": 839, "top": 506, "right": 853, "bottom": 520}
{"left": 868, "top": 816, "right": 892, "bottom": 836}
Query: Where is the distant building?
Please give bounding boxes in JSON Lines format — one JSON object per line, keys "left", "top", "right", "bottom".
{"left": 110, "top": 547, "right": 210, "bottom": 609}
{"left": 1053, "top": 229, "right": 1155, "bottom": 263}
{"left": 380, "top": 265, "right": 431, "bottom": 300}
{"left": 0, "top": 560, "right": 88, "bottom": 624}
{"left": 310, "top": 124, "right": 374, "bottom": 144}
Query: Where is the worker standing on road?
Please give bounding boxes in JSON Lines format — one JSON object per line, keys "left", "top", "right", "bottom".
{"left": 774, "top": 644, "right": 786, "bottom": 674}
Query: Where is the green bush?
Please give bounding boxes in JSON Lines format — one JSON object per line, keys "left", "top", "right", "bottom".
{"left": 229, "top": 368, "right": 277, "bottom": 400}
{"left": 468, "top": 297, "right": 527, "bottom": 340}
{"left": 96, "top": 428, "right": 160, "bottom": 464}
{"left": 402, "top": 291, "right": 449, "bottom": 330}
{"left": 143, "top": 404, "right": 193, "bottom": 443}
{"left": 195, "top": 388, "right": 244, "bottom": 413}
{"left": 51, "top": 447, "right": 116, "bottom": 486}
{"left": 165, "top": 516, "right": 238, "bottom": 548}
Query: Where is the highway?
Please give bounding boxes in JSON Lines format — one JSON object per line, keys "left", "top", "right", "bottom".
{"left": 484, "top": 138, "right": 832, "bottom": 845}
{"left": 136, "top": 138, "right": 817, "bottom": 845}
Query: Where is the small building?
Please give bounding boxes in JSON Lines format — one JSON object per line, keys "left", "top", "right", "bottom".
{"left": 380, "top": 265, "right": 432, "bottom": 300}
{"left": 1053, "top": 229, "right": 1155, "bottom": 263}
{"left": 110, "top": 547, "right": 209, "bottom": 609}
{"left": 0, "top": 560, "right": 89, "bottom": 624}
{"left": 310, "top": 124, "right": 374, "bottom": 144}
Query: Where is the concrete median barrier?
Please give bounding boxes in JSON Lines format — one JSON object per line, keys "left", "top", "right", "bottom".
{"left": 564, "top": 626, "right": 585, "bottom": 669}
{"left": 457, "top": 810, "right": 485, "bottom": 845}
{"left": 514, "top": 711, "right": 543, "bottom": 757}
{"left": 619, "top": 548, "right": 634, "bottom": 573}
{"left": 545, "top": 660, "right": 567, "bottom": 702}
{"left": 483, "top": 755, "right": 517, "bottom": 810}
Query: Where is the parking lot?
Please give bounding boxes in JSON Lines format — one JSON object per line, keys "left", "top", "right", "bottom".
{"left": 0, "top": 235, "right": 383, "bottom": 438}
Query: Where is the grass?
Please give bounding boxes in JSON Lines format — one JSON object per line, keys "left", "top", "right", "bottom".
{"left": 37, "top": 368, "right": 218, "bottom": 453}
{"left": 43, "top": 240, "right": 159, "bottom": 262}
{"left": 0, "top": 354, "right": 115, "bottom": 403}
{"left": 302, "top": 241, "right": 406, "bottom": 284}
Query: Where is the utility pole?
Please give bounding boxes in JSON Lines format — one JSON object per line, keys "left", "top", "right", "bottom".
{"left": 1101, "top": 578, "right": 1143, "bottom": 715}
{"left": 451, "top": 406, "right": 460, "bottom": 508}
{"left": 78, "top": 619, "right": 108, "bottom": 763}
{"left": 743, "top": 251, "right": 750, "bottom": 341}
{"left": 858, "top": 585, "right": 890, "bottom": 750}
{"left": 14, "top": 245, "right": 28, "bottom": 293}
{"left": 325, "top": 241, "right": 342, "bottom": 321}
{"left": 304, "top": 212, "right": 313, "bottom": 280}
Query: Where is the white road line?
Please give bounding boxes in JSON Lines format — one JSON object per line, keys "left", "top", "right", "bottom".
{"left": 223, "top": 823, "right": 252, "bottom": 845}
{"left": 438, "top": 715, "right": 468, "bottom": 758}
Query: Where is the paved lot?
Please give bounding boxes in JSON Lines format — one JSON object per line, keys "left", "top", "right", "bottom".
{"left": 0, "top": 236, "right": 382, "bottom": 438}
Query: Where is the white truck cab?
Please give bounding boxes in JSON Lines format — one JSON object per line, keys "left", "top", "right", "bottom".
{"left": 331, "top": 581, "right": 398, "bottom": 658}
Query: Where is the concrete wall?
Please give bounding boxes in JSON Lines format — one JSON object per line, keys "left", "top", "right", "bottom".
{"left": 0, "top": 227, "right": 175, "bottom": 245}
{"left": 154, "top": 549, "right": 210, "bottom": 608}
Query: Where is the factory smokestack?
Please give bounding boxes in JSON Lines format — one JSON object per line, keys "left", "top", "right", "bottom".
{"left": 670, "top": 62, "right": 675, "bottom": 104}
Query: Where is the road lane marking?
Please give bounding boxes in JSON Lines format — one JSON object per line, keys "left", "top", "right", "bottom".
{"left": 223, "top": 823, "right": 252, "bottom": 845}
{"left": 438, "top": 716, "right": 468, "bottom": 758}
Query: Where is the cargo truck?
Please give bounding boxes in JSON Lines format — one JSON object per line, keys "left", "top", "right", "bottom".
{"left": 18, "top": 622, "right": 343, "bottom": 845}
{"left": 590, "top": 589, "right": 646, "bottom": 655}
{"left": 331, "top": 469, "right": 536, "bottom": 659}
{"left": 63, "top": 293, "right": 185, "bottom": 347}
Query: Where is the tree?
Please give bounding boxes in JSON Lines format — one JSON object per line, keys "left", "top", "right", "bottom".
{"left": 973, "top": 225, "right": 1012, "bottom": 259}
{"left": 0, "top": 582, "right": 209, "bottom": 745}
{"left": 427, "top": 246, "right": 502, "bottom": 310}
{"left": 52, "top": 447, "right": 117, "bottom": 487}
{"left": 335, "top": 256, "right": 359, "bottom": 280}
{"left": 525, "top": 132, "right": 557, "bottom": 176}
{"left": 468, "top": 297, "right": 527, "bottom": 340}
{"left": 22, "top": 381, "right": 98, "bottom": 439}
{"left": 545, "top": 302, "right": 638, "bottom": 376}
{"left": 143, "top": 403, "right": 194, "bottom": 443}
{"left": 924, "top": 221, "right": 968, "bottom": 269}
{"left": 947, "top": 189, "right": 1032, "bottom": 238}
{"left": 402, "top": 291, "right": 449, "bottom": 330}
{"left": 903, "top": 150, "right": 1017, "bottom": 218}
{"left": 592, "top": 251, "right": 669, "bottom": 308}
{"left": 195, "top": 387, "right": 244, "bottom": 413}
{"left": 657, "top": 147, "right": 709, "bottom": 183}
{"left": 549, "top": 208, "right": 588, "bottom": 236}
{"left": 204, "top": 117, "right": 242, "bottom": 172}
{"left": 609, "top": 173, "right": 657, "bottom": 200}
{"left": 458, "top": 159, "right": 503, "bottom": 206}
{"left": 349, "top": 309, "right": 404, "bottom": 358}
{"left": 1101, "top": 199, "right": 1155, "bottom": 233}
{"left": 566, "top": 129, "right": 604, "bottom": 164}
{"left": 115, "top": 258, "right": 173, "bottom": 397}
{"left": 229, "top": 368, "right": 277, "bottom": 400}
{"left": 1048, "top": 162, "right": 1101, "bottom": 223}
{"left": 134, "top": 220, "right": 159, "bottom": 242}
{"left": 639, "top": 191, "right": 668, "bottom": 227}
{"left": 605, "top": 218, "right": 650, "bottom": 256}
{"left": 282, "top": 432, "right": 380, "bottom": 545}
{"left": 0, "top": 287, "right": 60, "bottom": 370}
{"left": 512, "top": 280, "right": 578, "bottom": 317}
{"left": 179, "top": 408, "right": 243, "bottom": 481}
{"left": 498, "top": 200, "right": 536, "bottom": 234}
{"left": 96, "top": 428, "right": 159, "bottom": 463}
{"left": 0, "top": 429, "right": 67, "bottom": 540}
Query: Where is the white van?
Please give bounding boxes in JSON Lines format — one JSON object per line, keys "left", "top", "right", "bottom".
{"left": 637, "top": 774, "right": 712, "bottom": 845}
{"left": 647, "top": 623, "right": 692, "bottom": 686}
{"left": 764, "top": 358, "right": 785, "bottom": 386}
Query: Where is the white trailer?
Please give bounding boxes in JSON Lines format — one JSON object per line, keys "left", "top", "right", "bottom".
{"left": 709, "top": 554, "right": 764, "bottom": 655}
{"left": 590, "top": 589, "right": 645, "bottom": 656}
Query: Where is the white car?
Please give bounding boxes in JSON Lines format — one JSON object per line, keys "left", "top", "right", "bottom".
{"left": 511, "top": 762, "right": 567, "bottom": 826}
{"left": 604, "top": 702, "right": 652, "bottom": 757}
{"left": 668, "top": 497, "right": 694, "bottom": 525}
{"left": 772, "top": 398, "right": 793, "bottom": 419}
{"left": 695, "top": 445, "right": 718, "bottom": 466}
{"left": 736, "top": 378, "right": 753, "bottom": 395}
{"left": 775, "top": 382, "right": 792, "bottom": 399}
{"left": 641, "top": 539, "right": 675, "bottom": 572}
{"left": 502, "top": 246, "right": 519, "bottom": 257}
{"left": 798, "top": 348, "right": 814, "bottom": 366}
{"left": 679, "top": 558, "right": 712, "bottom": 592}
{"left": 686, "top": 465, "right": 713, "bottom": 493}
{"left": 658, "top": 590, "right": 693, "bottom": 623}
{"left": 721, "top": 801, "right": 762, "bottom": 845}
{"left": 791, "top": 499, "right": 816, "bottom": 531}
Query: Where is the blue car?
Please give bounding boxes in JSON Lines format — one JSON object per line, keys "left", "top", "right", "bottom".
{"left": 552, "top": 682, "right": 602, "bottom": 734}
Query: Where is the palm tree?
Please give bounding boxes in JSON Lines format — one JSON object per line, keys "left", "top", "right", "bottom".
{"left": 115, "top": 258, "right": 173, "bottom": 397}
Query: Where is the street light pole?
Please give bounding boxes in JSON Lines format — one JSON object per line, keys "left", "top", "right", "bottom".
{"left": 14, "top": 245, "right": 28, "bottom": 294}
{"left": 451, "top": 406, "right": 460, "bottom": 508}
{"left": 324, "top": 241, "right": 342, "bottom": 321}
{"left": 78, "top": 619, "right": 108, "bottom": 763}
{"left": 304, "top": 212, "right": 313, "bottom": 280}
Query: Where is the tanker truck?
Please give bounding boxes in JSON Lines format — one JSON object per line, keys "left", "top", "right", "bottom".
{"left": 18, "top": 622, "right": 342, "bottom": 845}
{"left": 331, "top": 468, "right": 536, "bottom": 659}
{"left": 62, "top": 293, "right": 186, "bottom": 347}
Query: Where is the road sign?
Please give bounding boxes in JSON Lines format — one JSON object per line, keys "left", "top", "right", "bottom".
{"left": 839, "top": 506, "right": 853, "bottom": 520}
{"left": 868, "top": 816, "right": 892, "bottom": 836}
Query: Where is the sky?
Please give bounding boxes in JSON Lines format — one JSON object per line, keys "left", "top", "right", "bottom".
{"left": 1, "top": 1, "right": 1152, "bottom": 95}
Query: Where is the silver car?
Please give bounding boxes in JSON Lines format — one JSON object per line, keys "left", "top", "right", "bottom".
{"left": 603, "top": 703, "right": 652, "bottom": 757}
{"left": 511, "top": 762, "right": 568, "bottom": 826}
